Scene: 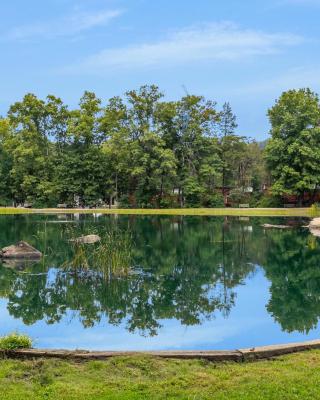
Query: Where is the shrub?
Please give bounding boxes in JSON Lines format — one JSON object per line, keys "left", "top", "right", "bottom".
{"left": 228, "top": 188, "right": 248, "bottom": 207}
{"left": 158, "top": 197, "right": 178, "bottom": 209}
{"left": 118, "top": 194, "right": 131, "bottom": 209}
{"left": 203, "top": 192, "right": 225, "bottom": 208}
{"left": 256, "top": 194, "right": 283, "bottom": 208}
{"left": 310, "top": 203, "right": 320, "bottom": 217}
{"left": 0, "top": 333, "right": 32, "bottom": 350}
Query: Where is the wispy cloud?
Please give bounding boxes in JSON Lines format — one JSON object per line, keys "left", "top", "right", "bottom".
{"left": 65, "top": 22, "right": 303, "bottom": 73}
{"left": 234, "top": 66, "right": 320, "bottom": 96}
{"left": 279, "top": 0, "right": 320, "bottom": 5}
{"left": 6, "top": 9, "right": 123, "bottom": 40}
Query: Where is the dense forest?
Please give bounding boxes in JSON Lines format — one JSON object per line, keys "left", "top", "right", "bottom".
{"left": 0, "top": 85, "right": 318, "bottom": 208}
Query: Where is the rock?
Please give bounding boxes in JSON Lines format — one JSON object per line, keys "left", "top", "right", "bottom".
{"left": 309, "top": 218, "right": 320, "bottom": 229}
{"left": 262, "top": 224, "right": 292, "bottom": 229}
{"left": 310, "top": 229, "right": 320, "bottom": 238}
{"left": 69, "top": 234, "right": 101, "bottom": 244}
{"left": 0, "top": 241, "right": 42, "bottom": 259}
{"left": 308, "top": 218, "right": 320, "bottom": 237}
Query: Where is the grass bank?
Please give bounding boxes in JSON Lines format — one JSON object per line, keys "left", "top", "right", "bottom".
{"left": 0, "top": 207, "right": 313, "bottom": 217}
{"left": 0, "top": 350, "right": 320, "bottom": 399}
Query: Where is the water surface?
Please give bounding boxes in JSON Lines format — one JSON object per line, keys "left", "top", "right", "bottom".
{"left": 0, "top": 214, "right": 319, "bottom": 350}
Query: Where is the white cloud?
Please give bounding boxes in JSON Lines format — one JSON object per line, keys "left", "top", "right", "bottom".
{"left": 233, "top": 66, "right": 320, "bottom": 97}
{"left": 279, "top": 0, "right": 320, "bottom": 5}
{"left": 6, "top": 9, "right": 123, "bottom": 40}
{"left": 66, "top": 22, "right": 303, "bottom": 73}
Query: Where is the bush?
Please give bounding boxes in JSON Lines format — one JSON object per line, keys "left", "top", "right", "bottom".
{"left": 118, "top": 194, "right": 131, "bottom": 209}
{"left": 0, "top": 333, "right": 32, "bottom": 350}
{"left": 158, "top": 197, "right": 179, "bottom": 209}
{"left": 310, "top": 203, "right": 320, "bottom": 217}
{"left": 203, "top": 192, "right": 225, "bottom": 208}
{"left": 228, "top": 188, "right": 248, "bottom": 207}
{"left": 256, "top": 194, "right": 283, "bottom": 208}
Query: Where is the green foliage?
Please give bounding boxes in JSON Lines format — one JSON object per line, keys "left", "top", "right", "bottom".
{"left": 309, "top": 203, "right": 320, "bottom": 217}
{"left": 4, "top": 85, "right": 320, "bottom": 209}
{"left": 256, "top": 194, "right": 283, "bottom": 208}
{"left": 265, "top": 88, "right": 320, "bottom": 204}
{"left": 228, "top": 188, "right": 248, "bottom": 206}
{"left": 66, "top": 226, "right": 134, "bottom": 277}
{"left": 202, "top": 192, "right": 225, "bottom": 208}
{"left": 0, "top": 333, "right": 32, "bottom": 350}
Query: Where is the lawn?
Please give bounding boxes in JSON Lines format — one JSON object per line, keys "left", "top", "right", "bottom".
{"left": 1, "top": 351, "right": 320, "bottom": 399}
{"left": 0, "top": 207, "right": 313, "bottom": 217}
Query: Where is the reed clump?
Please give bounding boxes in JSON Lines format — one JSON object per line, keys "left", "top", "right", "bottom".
{"left": 66, "top": 226, "right": 133, "bottom": 277}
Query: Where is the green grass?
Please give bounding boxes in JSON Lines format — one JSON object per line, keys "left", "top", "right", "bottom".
{"left": 1, "top": 351, "right": 320, "bottom": 399}
{"left": 0, "top": 333, "right": 32, "bottom": 350}
{"left": 0, "top": 207, "right": 314, "bottom": 217}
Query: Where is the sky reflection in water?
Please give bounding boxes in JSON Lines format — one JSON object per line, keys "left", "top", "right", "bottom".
{"left": 0, "top": 214, "right": 319, "bottom": 350}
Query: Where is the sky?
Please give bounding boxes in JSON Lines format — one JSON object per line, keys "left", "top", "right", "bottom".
{"left": 1, "top": 0, "right": 320, "bottom": 140}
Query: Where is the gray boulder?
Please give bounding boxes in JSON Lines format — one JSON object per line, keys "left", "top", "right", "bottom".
{"left": 309, "top": 218, "right": 320, "bottom": 237}
{"left": 0, "top": 241, "right": 42, "bottom": 259}
{"left": 69, "top": 234, "right": 101, "bottom": 244}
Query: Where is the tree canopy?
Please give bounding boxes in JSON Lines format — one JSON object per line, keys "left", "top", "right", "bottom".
{"left": 3, "top": 86, "right": 320, "bottom": 208}
{"left": 0, "top": 85, "right": 266, "bottom": 208}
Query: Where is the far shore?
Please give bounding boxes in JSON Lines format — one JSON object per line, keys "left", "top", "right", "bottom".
{"left": 0, "top": 207, "right": 312, "bottom": 217}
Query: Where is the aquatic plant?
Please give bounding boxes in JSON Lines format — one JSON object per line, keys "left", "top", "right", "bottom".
{"left": 0, "top": 333, "right": 32, "bottom": 350}
{"left": 66, "top": 226, "right": 133, "bottom": 277}
{"left": 93, "top": 228, "right": 133, "bottom": 276}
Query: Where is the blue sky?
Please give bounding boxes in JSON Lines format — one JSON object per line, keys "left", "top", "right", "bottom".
{"left": 1, "top": 0, "right": 320, "bottom": 139}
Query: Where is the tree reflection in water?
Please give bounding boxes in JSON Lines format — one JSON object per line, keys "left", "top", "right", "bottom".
{"left": 0, "top": 214, "right": 318, "bottom": 336}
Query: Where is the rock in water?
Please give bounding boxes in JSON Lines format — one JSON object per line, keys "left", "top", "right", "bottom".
{"left": 69, "top": 235, "right": 101, "bottom": 244}
{"left": 309, "top": 218, "right": 320, "bottom": 237}
{"left": 309, "top": 218, "right": 320, "bottom": 229}
{"left": 0, "top": 241, "right": 42, "bottom": 259}
{"left": 262, "top": 224, "right": 292, "bottom": 229}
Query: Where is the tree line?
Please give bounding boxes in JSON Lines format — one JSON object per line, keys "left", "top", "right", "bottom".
{"left": 0, "top": 85, "right": 318, "bottom": 208}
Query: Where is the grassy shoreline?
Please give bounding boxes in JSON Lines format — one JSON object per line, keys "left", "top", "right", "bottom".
{"left": 1, "top": 350, "right": 320, "bottom": 399}
{"left": 0, "top": 207, "right": 313, "bottom": 217}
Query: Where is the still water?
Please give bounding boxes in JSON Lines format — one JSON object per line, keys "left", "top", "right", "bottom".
{"left": 0, "top": 214, "right": 319, "bottom": 351}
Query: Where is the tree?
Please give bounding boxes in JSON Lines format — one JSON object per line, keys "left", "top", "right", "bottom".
{"left": 166, "top": 95, "right": 221, "bottom": 206}
{"left": 218, "top": 102, "right": 238, "bottom": 192}
{"left": 0, "top": 119, "right": 14, "bottom": 204}
{"left": 218, "top": 102, "right": 237, "bottom": 138}
{"left": 265, "top": 89, "right": 320, "bottom": 206}
{"left": 4, "top": 94, "right": 59, "bottom": 205}
{"left": 54, "top": 92, "right": 107, "bottom": 206}
{"left": 0, "top": 85, "right": 257, "bottom": 208}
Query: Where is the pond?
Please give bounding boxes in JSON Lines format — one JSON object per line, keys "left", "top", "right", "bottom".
{"left": 0, "top": 214, "right": 319, "bottom": 351}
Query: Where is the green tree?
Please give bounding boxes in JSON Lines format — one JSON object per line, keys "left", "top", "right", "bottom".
{"left": 265, "top": 89, "right": 320, "bottom": 206}
{"left": 5, "top": 94, "right": 59, "bottom": 205}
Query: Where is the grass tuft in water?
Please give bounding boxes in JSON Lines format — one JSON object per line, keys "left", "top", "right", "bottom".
{"left": 93, "top": 229, "right": 133, "bottom": 277}
{"left": 66, "top": 226, "right": 133, "bottom": 277}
